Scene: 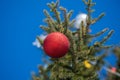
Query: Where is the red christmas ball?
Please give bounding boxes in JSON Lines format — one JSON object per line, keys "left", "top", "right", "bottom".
{"left": 111, "top": 67, "right": 117, "bottom": 73}
{"left": 43, "top": 32, "right": 70, "bottom": 58}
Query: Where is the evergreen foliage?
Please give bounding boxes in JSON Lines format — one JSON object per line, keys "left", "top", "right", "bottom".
{"left": 32, "top": 0, "right": 120, "bottom": 80}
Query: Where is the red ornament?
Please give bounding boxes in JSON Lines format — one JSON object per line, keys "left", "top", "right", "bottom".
{"left": 43, "top": 32, "right": 70, "bottom": 58}
{"left": 111, "top": 67, "right": 117, "bottom": 73}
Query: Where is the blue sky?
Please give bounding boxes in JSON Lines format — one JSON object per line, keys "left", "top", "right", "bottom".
{"left": 0, "top": 0, "right": 120, "bottom": 80}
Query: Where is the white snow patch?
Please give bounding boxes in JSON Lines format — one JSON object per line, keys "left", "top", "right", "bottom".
{"left": 32, "top": 34, "right": 47, "bottom": 48}
{"left": 74, "top": 13, "right": 88, "bottom": 29}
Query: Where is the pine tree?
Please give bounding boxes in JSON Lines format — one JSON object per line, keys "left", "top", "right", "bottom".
{"left": 32, "top": 0, "right": 115, "bottom": 80}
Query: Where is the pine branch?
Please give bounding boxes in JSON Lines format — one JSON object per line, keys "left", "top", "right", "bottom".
{"left": 100, "top": 30, "right": 114, "bottom": 44}
{"left": 40, "top": 25, "right": 50, "bottom": 33}
{"left": 91, "top": 28, "right": 109, "bottom": 37}
{"left": 47, "top": 0, "right": 61, "bottom": 24}
{"left": 38, "top": 65, "right": 49, "bottom": 80}
{"left": 59, "top": 7, "right": 68, "bottom": 33}
{"left": 92, "top": 13, "right": 105, "bottom": 24}
{"left": 37, "top": 36, "right": 43, "bottom": 45}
